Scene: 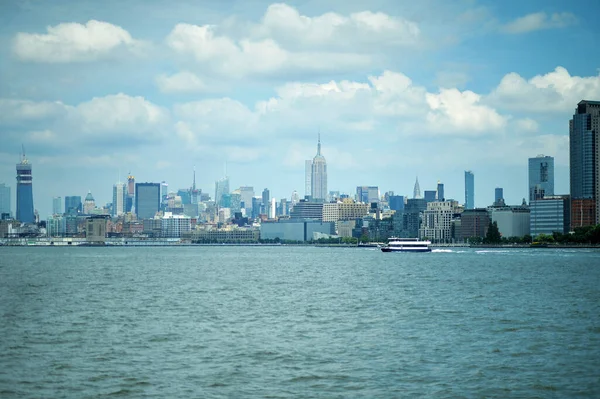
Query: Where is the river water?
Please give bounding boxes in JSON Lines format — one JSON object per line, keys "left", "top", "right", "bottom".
{"left": 1, "top": 246, "right": 599, "bottom": 398}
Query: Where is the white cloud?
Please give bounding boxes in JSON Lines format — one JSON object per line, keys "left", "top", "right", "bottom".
{"left": 501, "top": 12, "right": 577, "bottom": 34}
{"left": 487, "top": 66, "right": 600, "bottom": 113}
{"left": 0, "top": 99, "right": 69, "bottom": 123}
{"left": 256, "top": 3, "right": 420, "bottom": 50}
{"left": 13, "top": 20, "right": 144, "bottom": 63}
{"left": 426, "top": 89, "right": 507, "bottom": 134}
{"left": 156, "top": 71, "right": 206, "bottom": 93}
{"left": 166, "top": 23, "right": 370, "bottom": 78}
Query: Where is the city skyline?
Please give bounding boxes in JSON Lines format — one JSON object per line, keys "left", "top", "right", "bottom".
{"left": 1, "top": 0, "right": 598, "bottom": 217}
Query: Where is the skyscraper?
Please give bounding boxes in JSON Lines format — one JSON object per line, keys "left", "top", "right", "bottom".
{"left": 437, "top": 181, "right": 444, "bottom": 201}
{"left": 465, "top": 170, "right": 474, "bottom": 209}
{"left": 83, "top": 191, "right": 95, "bottom": 214}
{"left": 0, "top": 183, "right": 10, "bottom": 217}
{"left": 52, "top": 196, "right": 62, "bottom": 215}
{"left": 65, "top": 196, "right": 82, "bottom": 215}
{"left": 262, "top": 188, "right": 270, "bottom": 216}
{"left": 311, "top": 135, "right": 327, "bottom": 201}
{"left": 215, "top": 176, "right": 230, "bottom": 208}
{"left": 570, "top": 100, "right": 599, "bottom": 227}
{"left": 135, "top": 183, "right": 160, "bottom": 219}
{"left": 16, "top": 149, "right": 34, "bottom": 223}
{"left": 528, "top": 155, "right": 554, "bottom": 201}
{"left": 126, "top": 173, "right": 135, "bottom": 213}
{"left": 413, "top": 177, "right": 421, "bottom": 199}
{"left": 305, "top": 160, "right": 312, "bottom": 198}
{"left": 113, "top": 182, "right": 127, "bottom": 217}
{"left": 495, "top": 188, "right": 504, "bottom": 203}
{"left": 239, "top": 186, "right": 254, "bottom": 213}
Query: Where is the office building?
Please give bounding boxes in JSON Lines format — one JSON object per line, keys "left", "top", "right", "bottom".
{"left": 215, "top": 176, "right": 230, "bottom": 208}
{"left": 491, "top": 207, "right": 530, "bottom": 238}
{"left": 126, "top": 174, "right": 135, "bottom": 213}
{"left": 16, "top": 150, "right": 34, "bottom": 223}
{"left": 494, "top": 188, "right": 504, "bottom": 205}
{"left": 424, "top": 190, "right": 436, "bottom": 203}
{"left": 530, "top": 195, "right": 571, "bottom": 236}
{"left": 290, "top": 200, "right": 324, "bottom": 220}
{"left": 570, "top": 100, "right": 599, "bottom": 227}
{"left": 161, "top": 213, "right": 191, "bottom": 238}
{"left": 239, "top": 186, "right": 254, "bottom": 214}
{"left": 419, "top": 201, "right": 458, "bottom": 243}
{"left": 65, "top": 196, "right": 82, "bottom": 215}
{"left": 529, "top": 155, "right": 554, "bottom": 201}
{"left": 113, "top": 183, "right": 127, "bottom": 217}
{"left": 437, "top": 181, "right": 444, "bottom": 201}
{"left": 52, "top": 196, "right": 62, "bottom": 215}
{"left": 83, "top": 191, "right": 95, "bottom": 214}
{"left": 135, "top": 183, "right": 161, "bottom": 219}
{"left": 260, "top": 220, "right": 335, "bottom": 242}
{"left": 459, "top": 209, "right": 490, "bottom": 242}
{"left": 389, "top": 195, "right": 405, "bottom": 212}
{"left": 413, "top": 177, "right": 421, "bottom": 199}
{"left": 0, "top": 183, "right": 11, "bottom": 217}
{"left": 465, "top": 170, "right": 474, "bottom": 209}
{"left": 262, "top": 188, "right": 270, "bottom": 217}
{"left": 356, "top": 186, "right": 380, "bottom": 204}
{"left": 311, "top": 135, "right": 327, "bottom": 201}
{"left": 305, "top": 160, "right": 312, "bottom": 197}
{"left": 86, "top": 215, "right": 108, "bottom": 244}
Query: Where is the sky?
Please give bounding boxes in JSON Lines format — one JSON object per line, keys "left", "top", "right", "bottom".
{"left": 0, "top": 0, "right": 599, "bottom": 218}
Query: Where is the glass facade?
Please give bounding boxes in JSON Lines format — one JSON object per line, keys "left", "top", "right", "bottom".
{"left": 65, "top": 196, "right": 82, "bottom": 214}
{"left": 464, "top": 171, "right": 474, "bottom": 209}
{"left": 528, "top": 155, "right": 554, "bottom": 201}
{"left": 135, "top": 183, "right": 161, "bottom": 220}
{"left": 530, "top": 197, "right": 570, "bottom": 236}
{"left": 570, "top": 113, "right": 595, "bottom": 199}
{"left": 16, "top": 160, "right": 34, "bottom": 223}
{"left": 0, "top": 183, "right": 10, "bottom": 216}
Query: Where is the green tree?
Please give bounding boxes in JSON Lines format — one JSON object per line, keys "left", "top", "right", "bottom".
{"left": 484, "top": 221, "right": 502, "bottom": 244}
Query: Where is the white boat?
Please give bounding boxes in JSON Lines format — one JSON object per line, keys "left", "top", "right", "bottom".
{"left": 381, "top": 237, "right": 431, "bottom": 252}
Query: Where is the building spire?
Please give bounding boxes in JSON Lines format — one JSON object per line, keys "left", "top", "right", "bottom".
{"left": 413, "top": 176, "right": 421, "bottom": 199}
{"left": 317, "top": 132, "right": 321, "bottom": 156}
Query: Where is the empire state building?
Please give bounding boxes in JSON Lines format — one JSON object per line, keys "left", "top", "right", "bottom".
{"left": 311, "top": 135, "right": 327, "bottom": 201}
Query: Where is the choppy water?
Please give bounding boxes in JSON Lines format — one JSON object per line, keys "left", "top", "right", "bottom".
{"left": 1, "top": 246, "right": 599, "bottom": 398}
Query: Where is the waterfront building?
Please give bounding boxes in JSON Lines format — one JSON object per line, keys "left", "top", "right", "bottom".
{"left": 389, "top": 195, "right": 405, "bottom": 212}
{"left": 161, "top": 212, "right": 191, "bottom": 238}
{"left": 459, "top": 209, "right": 490, "bottom": 242}
{"left": 311, "top": 135, "right": 327, "bottom": 201}
{"left": 289, "top": 200, "right": 324, "bottom": 220}
{"left": 465, "top": 170, "right": 474, "bottom": 209}
{"left": 530, "top": 196, "right": 571, "bottom": 236}
{"left": 260, "top": 219, "right": 335, "bottom": 242}
{"left": 528, "top": 155, "right": 554, "bottom": 201}
{"left": 491, "top": 206, "right": 530, "bottom": 238}
{"left": 52, "top": 196, "right": 62, "bottom": 215}
{"left": 0, "top": 183, "right": 11, "bottom": 217}
{"left": 305, "top": 160, "right": 312, "bottom": 197}
{"left": 570, "top": 100, "right": 599, "bottom": 226}
{"left": 135, "top": 183, "right": 161, "bottom": 220}
{"left": 185, "top": 227, "right": 259, "bottom": 243}
{"left": 16, "top": 150, "right": 34, "bottom": 223}
{"left": 437, "top": 181, "right": 445, "bottom": 201}
{"left": 65, "top": 196, "right": 82, "bottom": 215}
{"left": 86, "top": 215, "right": 108, "bottom": 244}
{"left": 424, "top": 190, "right": 436, "bottom": 203}
{"left": 419, "top": 201, "right": 458, "bottom": 243}
{"left": 113, "top": 183, "right": 126, "bottom": 217}
{"left": 83, "top": 191, "right": 95, "bottom": 214}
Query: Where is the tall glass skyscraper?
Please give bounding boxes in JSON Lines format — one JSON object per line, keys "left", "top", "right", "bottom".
{"left": 52, "top": 196, "right": 62, "bottom": 215}
{"left": 528, "top": 155, "right": 554, "bottom": 201}
{"left": 0, "top": 183, "right": 10, "bottom": 217}
{"left": 112, "top": 182, "right": 126, "bottom": 217}
{"left": 464, "top": 170, "right": 474, "bottom": 209}
{"left": 311, "top": 135, "right": 327, "bottom": 201}
{"left": 569, "top": 100, "right": 599, "bottom": 227}
{"left": 215, "top": 176, "right": 230, "bottom": 208}
{"left": 65, "top": 196, "right": 82, "bottom": 214}
{"left": 16, "top": 152, "right": 34, "bottom": 223}
{"left": 135, "top": 183, "right": 160, "bottom": 220}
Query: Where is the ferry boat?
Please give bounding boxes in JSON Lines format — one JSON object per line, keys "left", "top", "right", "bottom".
{"left": 380, "top": 237, "right": 432, "bottom": 252}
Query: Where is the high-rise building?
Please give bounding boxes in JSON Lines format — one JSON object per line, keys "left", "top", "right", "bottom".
{"left": 424, "top": 190, "right": 436, "bottom": 203}
{"left": 215, "top": 176, "right": 230, "bottom": 208}
{"left": 113, "top": 182, "right": 127, "bottom": 217}
{"left": 135, "top": 183, "right": 160, "bottom": 219}
{"left": 311, "top": 135, "right": 327, "bottom": 201}
{"left": 239, "top": 186, "right": 254, "bottom": 213}
{"left": 52, "top": 196, "right": 62, "bottom": 215}
{"left": 389, "top": 195, "right": 405, "bottom": 212}
{"left": 16, "top": 149, "right": 34, "bottom": 223}
{"left": 126, "top": 173, "right": 135, "bottom": 213}
{"left": 262, "top": 188, "right": 270, "bottom": 216}
{"left": 161, "top": 181, "right": 168, "bottom": 200}
{"left": 530, "top": 195, "right": 571, "bottom": 236}
{"left": 465, "top": 170, "right": 474, "bottom": 209}
{"left": 0, "top": 183, "right": 11, "bottom": 217}
{"left": 413, "top": 177, "right": 421, "bottom": 199}
{"left": 65, "top": 196, "right": 82, "bottom": 215}
{"left": 570, "top": 100, "right": 599, "bottom": 227}
{"left": 83, "top": 191, "right": 95, "bottom": 214}
{"left": 528, "top": 155, "right": 554, "bottom": 201}
{"left": 495, "top": 188, "right": 504, "bottom": 203}
{"left": 305, "top": 160, "right": 312, "bottom": 198}
{"left": 356, "top": 186, "right": 379, "bottom": 204}
{"left": 437, "top": 181, "right": 444, "bottom": 201}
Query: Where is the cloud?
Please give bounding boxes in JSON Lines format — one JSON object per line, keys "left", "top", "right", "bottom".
{"left": 13, "top": 20, "right": 145, "bottom": 62}
{"left": 487, "top": 66, "right": 600, "bottom": 113}
{"left": 156, "top": 71, "right": 206, "bottom": 93}
{"left": 426, "top": 89, "right": 507, "bottom": 134}
{"left": 256, "top": 3, "right": 420, "bottom": 50}
{"left": 501, "top": 12, "right": 577, "bottom": 34}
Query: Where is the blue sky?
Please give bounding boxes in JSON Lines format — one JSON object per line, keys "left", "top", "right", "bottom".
{"left": 0, "top": 0, "right": 599, "bottom": 217}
